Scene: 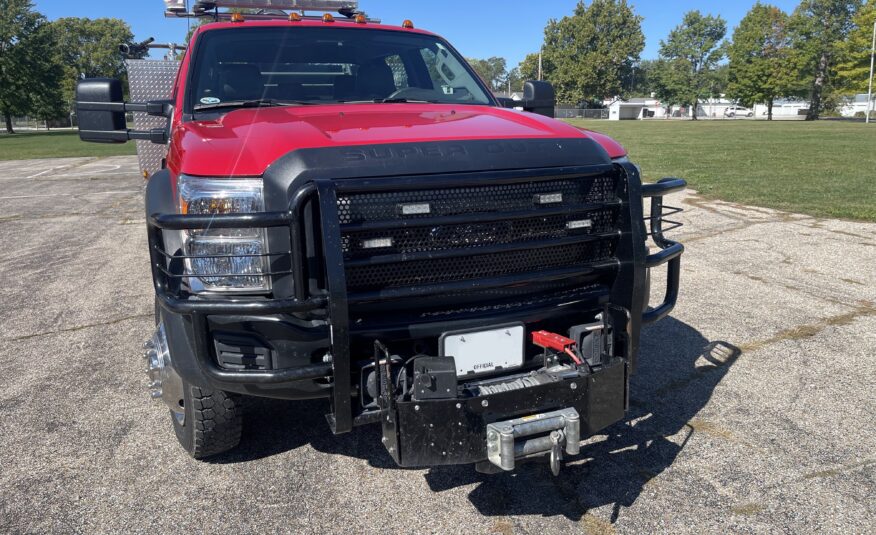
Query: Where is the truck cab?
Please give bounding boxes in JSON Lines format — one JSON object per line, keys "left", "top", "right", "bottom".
{"left": 75, "top": 1, "right": 684, "bottom": 475}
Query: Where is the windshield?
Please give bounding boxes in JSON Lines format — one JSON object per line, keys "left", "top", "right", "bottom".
{"left": 187, "top": 27, "right": 494, "bottom": 112}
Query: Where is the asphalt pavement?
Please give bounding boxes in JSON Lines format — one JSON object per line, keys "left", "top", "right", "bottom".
{"left": 0, "top": 156, "right": 873, "bottom": 534}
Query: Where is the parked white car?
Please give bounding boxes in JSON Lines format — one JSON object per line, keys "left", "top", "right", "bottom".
{"left": 724, "top": 106, "right": 754, "bottom": 118}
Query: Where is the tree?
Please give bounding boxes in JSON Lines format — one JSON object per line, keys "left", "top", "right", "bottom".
{"left": 727, "top": 3, "right": 794, "bottom": 120}
{"left": 653, "top": 11, "right": 727, "bottom": 119}
{"left": 466, "top": 56, "right": 508, "bottom": 92}
{"left": 29, "top": 47, "right": 66, "bottom": 128}
{"left": 627, "top": 59, "right": 658, "bottom": 97}
{"left": 0, "top": 0, "right": 64, "bottom": 133}
{"left": 504, "top": 67, "right": 522, "bottom": 93}
{"left": 835, "top": 0, "right": 876, "bottom": 94}
{"left": 787, "top": 0, "right": 859, "bottom": 119}
{"left": 50, "top": 17, "right": 138, "bottom": 111}
{"left": 540, "top": 0, "right": 644, "bottom": 104}
{"left": 516, "top": 52, "right": 541, "bottom": 83}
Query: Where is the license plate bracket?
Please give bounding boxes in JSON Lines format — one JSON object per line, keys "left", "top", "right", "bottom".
{"left": 439, "top": 323, "right": 525, "bottom": 377}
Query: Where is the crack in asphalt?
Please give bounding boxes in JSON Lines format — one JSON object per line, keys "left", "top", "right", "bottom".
{"left": 2, "top": 313, "right": 152, "bottom": 343}
{"left": 738, "top": 302, "right": 876, "bottom": 353}
{"left": 678, "top": 194, "right": 805, "bottom": 244}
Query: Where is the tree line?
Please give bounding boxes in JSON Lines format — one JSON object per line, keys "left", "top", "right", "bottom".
{"left": 2, "top": 0, "right": 873, "bottom": 129}
{"left": 467, "top": 0, "right": 876, "bottom": 120}
{"left": 0, "top": 0, "right": 142, "bottom": 133}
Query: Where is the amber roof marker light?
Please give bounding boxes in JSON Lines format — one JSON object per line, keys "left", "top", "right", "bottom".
{"left": 354, "top": 13, "right": 367, "bottom": 24}
{"left": 289, "top": 12, "right": 302, "bottom": 21}
{"left": 230, "top": 12, "right": 245, "bottom": 23}
{"left": 402, "top": 19, "right": 415, "bottom": 29}
{"left": 323, "top": 13, "right": 335, "bottom": 22}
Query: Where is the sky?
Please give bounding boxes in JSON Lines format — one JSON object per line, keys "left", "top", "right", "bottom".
{"left": 34, "top": 0, "right": 803, "bottom": 65}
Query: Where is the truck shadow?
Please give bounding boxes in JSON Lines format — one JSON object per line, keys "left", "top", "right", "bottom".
{"left": 425, "top": 318, "right": 740, "bottom": 522}
{"left": 221, "top": 317, "right": 740, "bottom": 523}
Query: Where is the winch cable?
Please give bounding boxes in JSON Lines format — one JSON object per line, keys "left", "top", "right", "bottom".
{"left": 563, "top": 347, "right": 583, "bottom": 366}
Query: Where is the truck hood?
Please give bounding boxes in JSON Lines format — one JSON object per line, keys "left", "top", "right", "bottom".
{"left": 169, "top": 104, "right": 626, "bottom": 177}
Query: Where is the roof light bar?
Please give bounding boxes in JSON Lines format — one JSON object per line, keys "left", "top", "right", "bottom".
{"left": 164, "top": 0, "right": 378, "bottom": 22}
{"left": 178, "top": 0, "right": 359, "bottom": 11}
{"left": 165, "top": 0, "right": 187, "bottom": 13}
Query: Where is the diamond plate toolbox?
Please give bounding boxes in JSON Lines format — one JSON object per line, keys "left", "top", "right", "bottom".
{"left": 126, "top": 59, "right": 180, "bottom": 177}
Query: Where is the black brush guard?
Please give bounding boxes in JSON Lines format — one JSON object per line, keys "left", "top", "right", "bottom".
{"left": 148, "top": 163, "right": 684, "bottom": 462}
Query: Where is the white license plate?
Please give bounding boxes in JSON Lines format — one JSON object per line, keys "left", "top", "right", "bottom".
{"left": 440, "top": 324, "right": 525, "bottom": 377}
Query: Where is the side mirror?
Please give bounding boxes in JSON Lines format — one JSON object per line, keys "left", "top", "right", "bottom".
{"left": 522, "top": 80, "right": 556, "bottom": 118}
{"left": 76, "top": 79, "right": 127, "bottom": 143}
{"left": 75, "top": 78, "right": 170, "bottom": 144}
{"left": 496, "top": 97, "right": 517, "bottom": 109}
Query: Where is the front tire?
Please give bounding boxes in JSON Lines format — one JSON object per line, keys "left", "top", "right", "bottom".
{"left": 172, "top": 383, "right": 244, "bottom": 459}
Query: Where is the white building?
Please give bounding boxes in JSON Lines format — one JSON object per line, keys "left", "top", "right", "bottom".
{"left": 605, "top": 95, "right": 811, "bottom": 120}
{"left": 839, "top": 94, "right": 875, "bottom": 117}
{"left": 752, "top": 99, "right": 809, "bottom": 118}
{"left": 607, "top": 96, "right": 737, "bottom": 120}
{"left": 607, "top": 97, "right": 667, "bottom": 120}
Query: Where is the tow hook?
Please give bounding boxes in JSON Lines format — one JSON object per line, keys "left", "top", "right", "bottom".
{"left": 486, "top": 407, "right": 580, "bottom": 476}
{"left": 549, "top": 430, "right": 564, "bottom": 476}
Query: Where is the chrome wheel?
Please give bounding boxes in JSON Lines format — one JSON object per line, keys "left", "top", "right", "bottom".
{"left": 143, "top": 323, "right": 186, "bottom": 426}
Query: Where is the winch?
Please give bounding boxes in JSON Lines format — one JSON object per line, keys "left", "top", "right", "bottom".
{"left": 486, "top": 408, "right": 581, "bottom": 476}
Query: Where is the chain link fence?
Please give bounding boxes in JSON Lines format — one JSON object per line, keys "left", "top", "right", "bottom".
{"left": 554, "top": 108, "right": 609, "bottom": 120}
{"left": 9, "top": 116, "right": 77, "bottom": 130}
{"left": 7, "top": 113, "right": 136, "bottom": 131}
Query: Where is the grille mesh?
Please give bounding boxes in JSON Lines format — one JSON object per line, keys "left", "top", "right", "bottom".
{"left": 338, "top": 170, "right": 621, "bottom": 297}
{"left": 343, "top": 208, "right": 617, "bottom": 258}
{"left": 346, "top": 241, "right": 615, "bottom": 291}
{"left": 337, "top": 175, "right": 617, "bottom": 224}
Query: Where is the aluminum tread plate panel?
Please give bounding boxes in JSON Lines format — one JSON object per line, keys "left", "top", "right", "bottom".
{"left": 126, "top": 59, "right": 180, "bottom": 177}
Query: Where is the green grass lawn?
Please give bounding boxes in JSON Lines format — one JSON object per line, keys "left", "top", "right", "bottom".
{"left": 0, "top": 130, "right": 136, "bottom": 161}
{"left": 2, "top": 122, "right": 874, "bottom": 221}
{"left": 567, "top": 119, "right": 876, "bottom": 222}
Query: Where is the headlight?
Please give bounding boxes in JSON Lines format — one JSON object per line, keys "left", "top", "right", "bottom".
{"left": 178, "top": 176, "right": 269, "bottom": 293}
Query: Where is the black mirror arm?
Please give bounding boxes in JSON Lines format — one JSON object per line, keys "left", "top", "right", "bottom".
{"left": 129, "top": 128, "right": 169, "bottom": 144}
{"left": 78, "top": 128, "right": 168, "bottom": 144}
{"left": 76, "top": 99, "right": 172, "bottom": 117}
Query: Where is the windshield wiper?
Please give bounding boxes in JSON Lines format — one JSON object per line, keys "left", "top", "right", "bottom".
{"left": 338, "top": 98, "right": 438, "bottom": 104}
{"left": 379, "top": 98, "right": 436, "bottom": 104}
{"left": 194, "top": 99, "right": 317, "bottom": 111}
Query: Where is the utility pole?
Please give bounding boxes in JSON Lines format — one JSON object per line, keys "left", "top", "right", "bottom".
{"left": 538, "top": 51, "right": 543, "bottom": 81}
{"left": 867, "top": 18, "right": 875, "bottom": 124}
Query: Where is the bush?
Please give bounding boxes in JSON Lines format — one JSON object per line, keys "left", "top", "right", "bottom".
{"left": 853, "top": 111, "right": 867, "bottom": 119}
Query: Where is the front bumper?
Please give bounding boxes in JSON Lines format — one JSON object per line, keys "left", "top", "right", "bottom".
{"left": 381, "top": 359, "right": 626, "bottom": 467}
{"left": 147, "top": 156, "right": 685, "bottom": 458}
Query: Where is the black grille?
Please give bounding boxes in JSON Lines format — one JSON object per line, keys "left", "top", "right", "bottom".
{"left": 346, "top": 240, "right": 616, "bottom": 291}
{"left": 343, "top": 208, "right": 617, "bottom": 258}
{"left": 338, "top": 169, "right": 622, "bottom": 300}
{"left": 337, "top": 175, "right": 617, "bottom": 224}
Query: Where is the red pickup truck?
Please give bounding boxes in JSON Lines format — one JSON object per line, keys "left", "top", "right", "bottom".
{"left": 75, "top": 2, "right": 684, "bottom": 476}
